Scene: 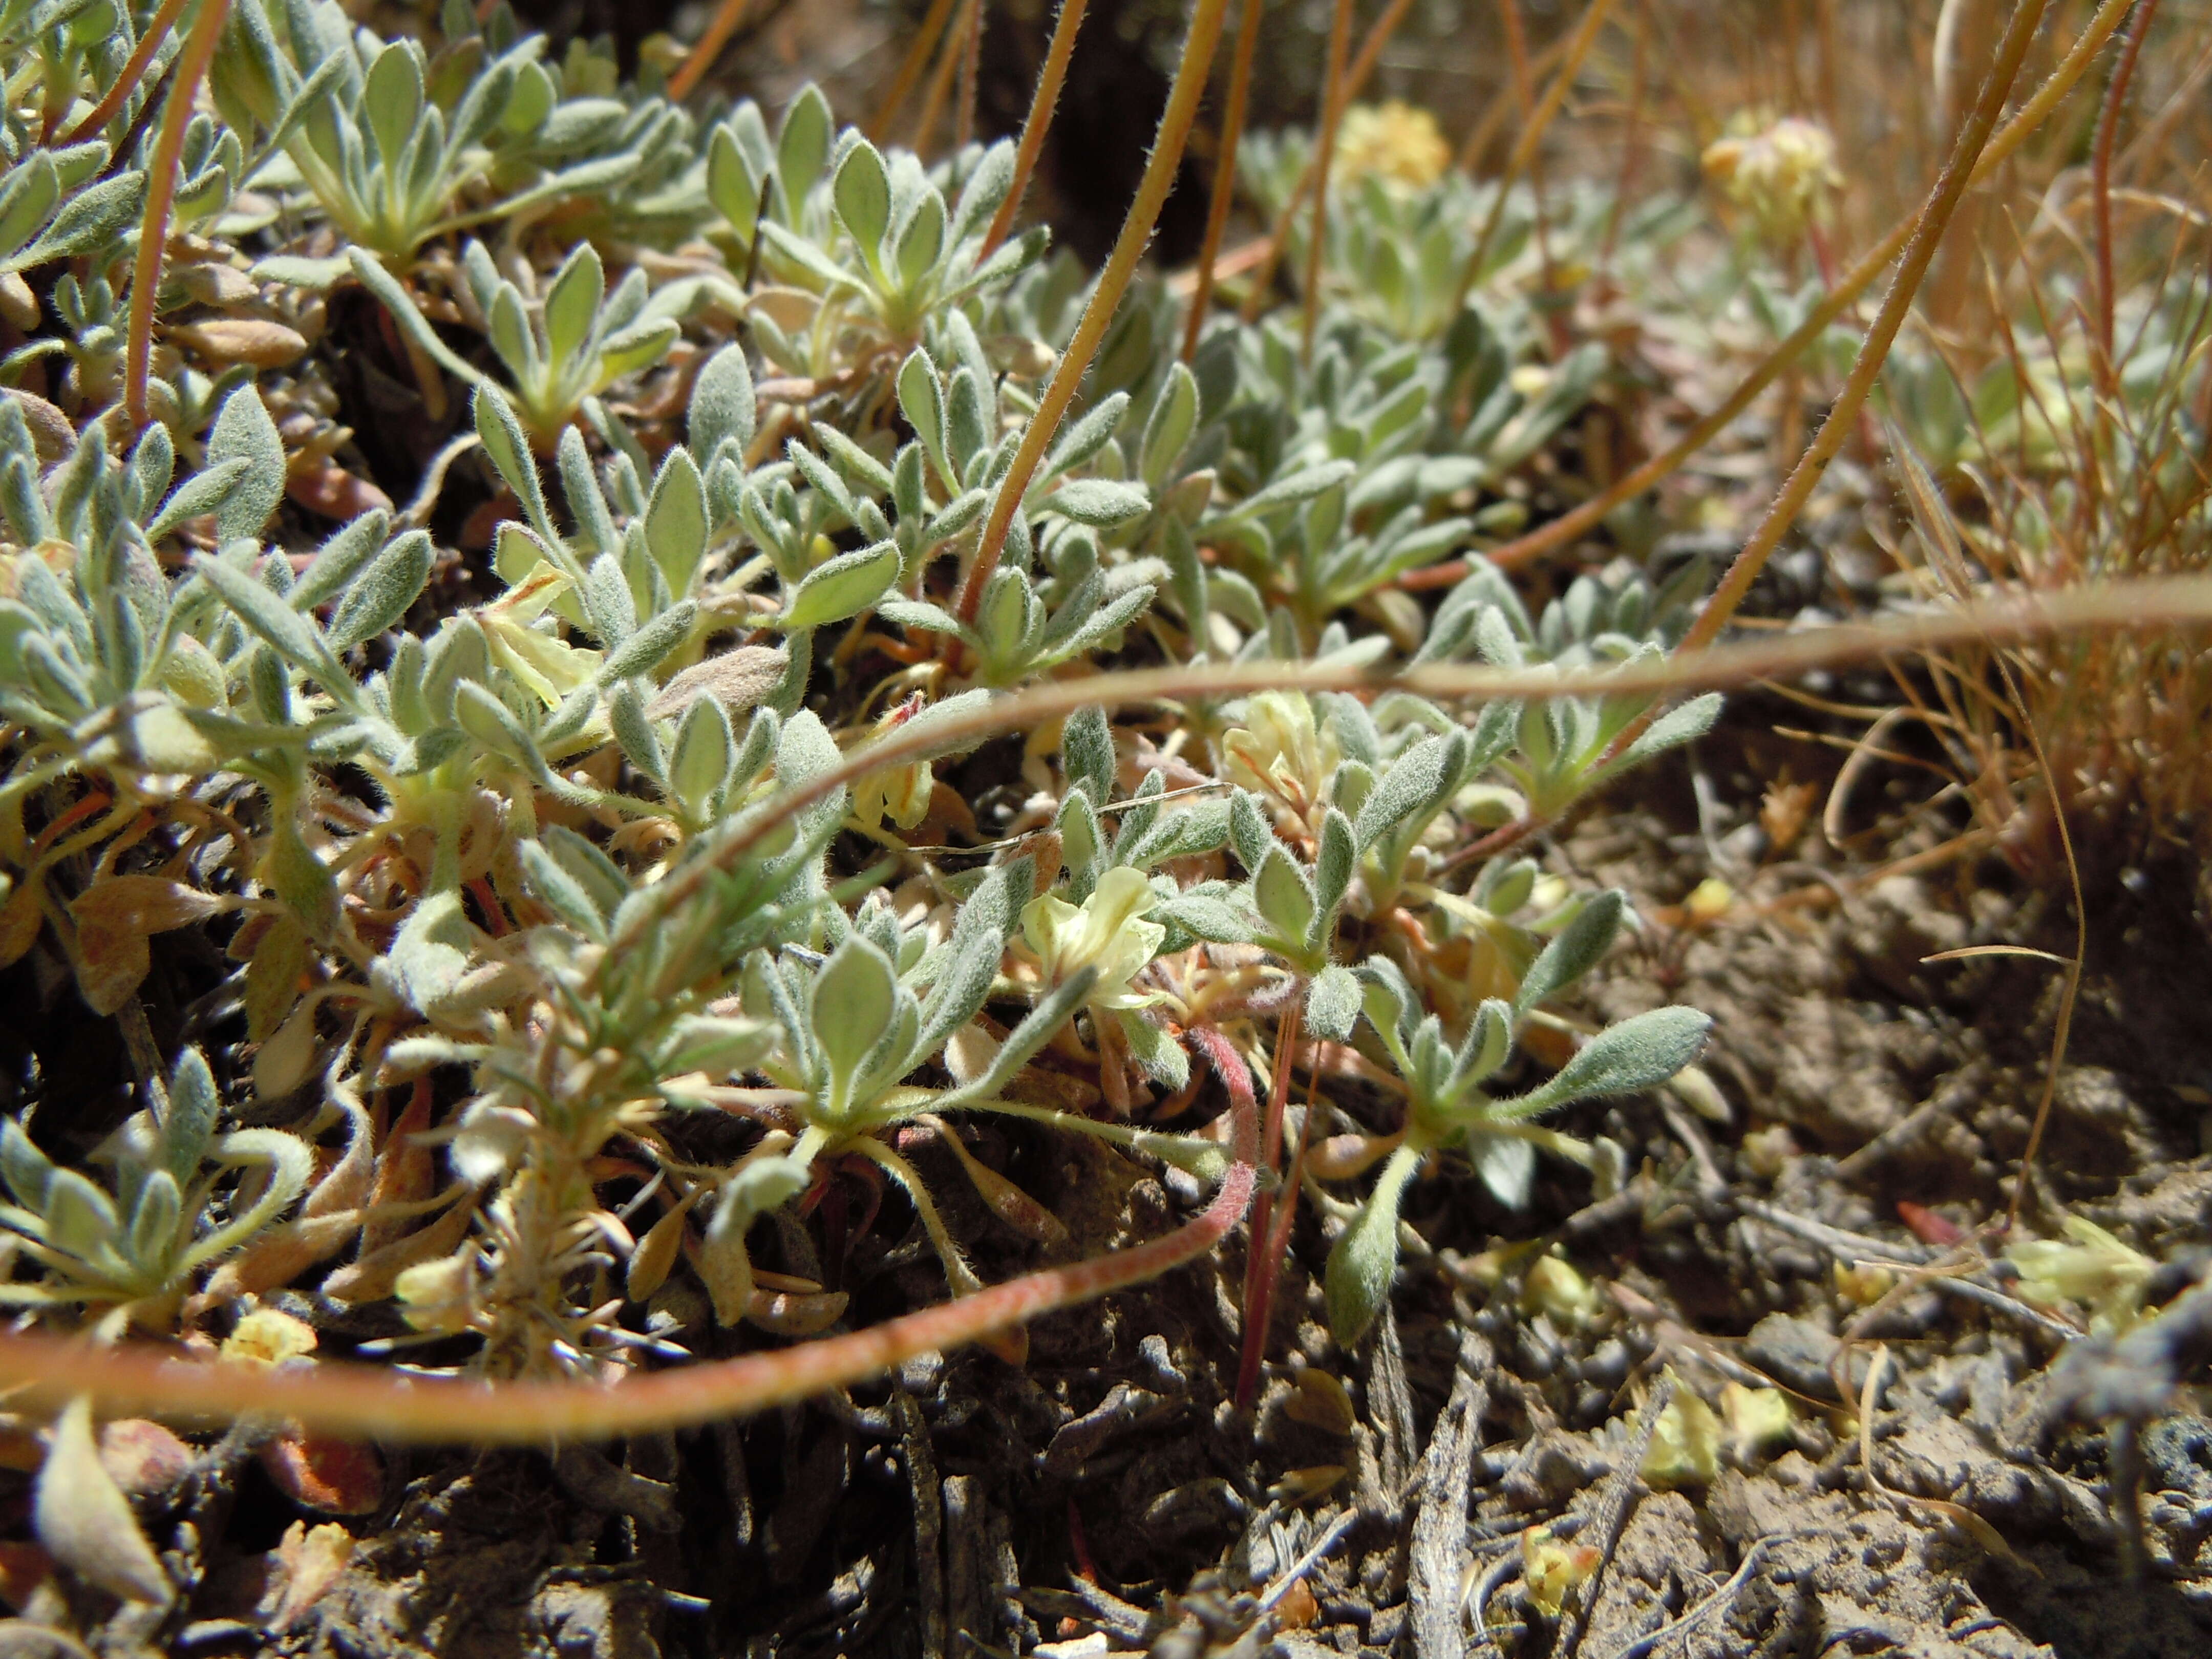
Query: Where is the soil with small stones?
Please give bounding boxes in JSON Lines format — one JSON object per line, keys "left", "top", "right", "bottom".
{"left": 15, "top": 692, "right": 2212, "bottom": 1659}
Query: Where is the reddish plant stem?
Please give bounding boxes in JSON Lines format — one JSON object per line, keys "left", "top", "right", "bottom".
{"left": 1299, "top": 0, "right": 1356, "bottom": 365}
{"left": 870, "top": 0, "right": 961, "bottom": 141}
{"left": 58, "top": 0, "right": 189, "bottom": 144}
{"left": 0, "top": 1088, "right": 1256, "bottom": 1441}
{"left": 980, "top": 0, "right": 1092, "bottom": 257}
{"left": 1180, "top": 0, "right": 1264, "bottom": 361}
{"left": 1239, "top": 0, "right": 1419, "bottom": 323}
{"left": 125, "top": 0, "right": 231, "bottom": 432}
{"left": 667, "top": 0, "right": 753, "bottom": 101}
{"left": 952, "top": 0, "right": 1231, "bottom": 624}
{"left": 1234, "top": 999, "right": 1300, "bottom": 1408}
{"left": 1448, "top": 0, "right": 1614, "bottom": 317}
{"left": 954, "top": 0, "right": 987, "bottom": 151}
{"left": 910, "top": 0, "right": 976, "bottom": 154}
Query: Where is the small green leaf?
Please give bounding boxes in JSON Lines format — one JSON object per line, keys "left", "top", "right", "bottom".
{"left": 1305, "top": 963, "right": 1360, "bottom": 1044}
{"left": 163, "top": 1047, "right": 220, "bottom": 1186}
{"left": 1140, "top": 361, "right": 1198, "bottom": 489}
{"left": 1515, "top": 888, "right": 1626, "bottom": 1018}
{"left": 204, "top": 387, "right": 286, "bottom": 543}
{"left": 645, "top": 448, "right": 709, "bottom": 594}
{"left": 326, "top": 531, "right": 432, "bottom": 650}
{"left": 1491, "top": 1006, "right": 1712, "bottom": 1121}
{"left": 599, "top": 599, "right": 696, "bottom": 683}
{"left": 1040, "top": 477, "right": 1151, "bottom": 528}
{"left": 1325, "top": 1142, "right": 1420, "bottom": 1346}
{"left": 1062, "top": 704, "right": 1114, "bottom": 805}
{"left": 781, "top": 540, "right": 899, "bottom": 631}
{"left": 691, "top": 345, "right": 757, "bottom": 466}
{"left": 542, "top": 241, "right": 605, "bottom": 375}
{"left": 811, "top": 938, "right": 898, "bottom": 1111}
{"left": 832, "top": 138, "right": 892, "bottom": 259}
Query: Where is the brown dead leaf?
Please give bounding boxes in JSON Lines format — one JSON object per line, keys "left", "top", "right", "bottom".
{"left": 0, "top": 879, "right": 44, "bottom": 970}
{"left": 167, "top": 318, "right": 310, "bottom": 368}
{"left": 287, "top": 462, "right": 395, "bottom": 521}
{"left": 645, "top": 646, "right": 789, "bottom": 720}
{"left": 2, "top": 389, "right": 73, "bottom": 464}
{"left": 361, "top": 1081, "right": 435, "bottom": 1252}
{"left": 96, "top": 1419, "right": 193, "bottom": 1499}
{"left": 69, "top": 875, "right": 230, "bottom": 1015}
{"left": 320, "top": 1186, "right": 475, "bottom": 1305}
{"left": 745, "top": 1285, "right": 849, "bottom": 1336}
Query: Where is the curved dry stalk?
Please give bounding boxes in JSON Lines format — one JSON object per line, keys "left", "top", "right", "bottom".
{"left": 1666, "top": 0, "right": 2051, "bottom": 664}
{"left": 668, "top": 0, "right": 754, "bottom": 102}
{"left": 0, "top": 1097, "right": 1257, "bottom": 1440}
{"left": 1447, "top": 0, "right": 1617, "bottom": 316}
{"left": 980, "top": 0, "right": 1091, "bottom": 257}
{"left": 58, "top": 0, "right": 189, "bottom": 143}
{"left": 124, "top": 0, "right": 231, "bottom": 430}
{"left": 869, "top": 0, "right": 962, "bottom": 141}
{"left": 1298, "top": 0, "right": 1356, "bottom": 363}
{"left": 1180, "top": 0, "right": 1264, "bottom": 360}
{"left": 615, "top": 571, "right": 2212, "bottom": 966}
{"left": 951, "top": 0, "right": 1232, "bottom": 624}
{"left": 1402, "top": 0, "right": 2141, "bottom": 590}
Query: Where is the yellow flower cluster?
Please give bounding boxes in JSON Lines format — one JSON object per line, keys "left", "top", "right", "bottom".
{"left": 1334, "top": 101, "right": 1452, "bottom": 191}
{"left": 1701, "top": 114, "right": 1842, "bottom": 246}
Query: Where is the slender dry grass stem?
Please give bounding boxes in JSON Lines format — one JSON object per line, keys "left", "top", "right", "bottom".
{"left": 954, "top": 0, "right": 986, "bottom": 152}
{"left": 980, "top": 0, "right": 1091, "bottom": 257}
{"left": 2091, "top": 0, "right": 2159, "bottom": 399}
{"left": 1299, "top": 0, "right": 1356, "bottom": 364}
{"left": 1449, "top": 0, "right": 1616, "bottom": 316}
{"left": 1664, "top": 0, "right": 2051, "bottom": 667}
{"left": 125, "top": 0, "right": 231, "bottom": 432}
{"left": 1402, "top": 0, "right": 2142, "bottom": 590}
{"left": 910, "top": 0, "right": 977, "bottom": 154}
{"left": 951, "top": 0, "right": 1232, "bottom": 625}
{"left": 869, "top": 0, "right": 961, "bottom": 142}
{"left": 668, "top": 0, "right": 753, "bottom": 101}
{"left": 1181, "top": 0, "right": 1263, "bottom": 361}
{"left": 58, "top": 0, "right": 189, "bottom": 144}
{"left": 614, "top": 573, "right": 2212, "bottom": 969}
{"left": 1240, "top": 0, "right": 1421, "bottom": 322}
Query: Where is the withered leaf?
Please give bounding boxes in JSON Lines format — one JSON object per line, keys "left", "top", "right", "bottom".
{"left": 34, "top": 1398, "right": 171, "bottom": 1605}
{"left": 646, "top": 646, "right": 788, "bottom": 721}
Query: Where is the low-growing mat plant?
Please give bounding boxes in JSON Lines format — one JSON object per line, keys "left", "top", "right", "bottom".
{"left": 0, "top": 0, "right": 2206, "bottom": 1629}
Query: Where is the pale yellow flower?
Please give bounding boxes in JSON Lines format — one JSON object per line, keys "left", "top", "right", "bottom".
{"left": 1335, "top": 101, "right": 1451, "bottom": 192}
{"left": 2008, "top": 1215, "right": 2154, "bottom": 1335}
{"left": 1020, "top": 866, "right": 1165, "bottom": 1011}
{"left": 1219, "top": 692, "right": 1337, "bottom": 817}
{"left": 1701, "top": 115, "right": 1841, "bottom": 246}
